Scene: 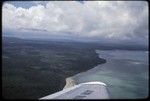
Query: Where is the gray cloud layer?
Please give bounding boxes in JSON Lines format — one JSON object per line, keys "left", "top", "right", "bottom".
{"left": 2, "top": 1, "right": 148, "bottom": 45}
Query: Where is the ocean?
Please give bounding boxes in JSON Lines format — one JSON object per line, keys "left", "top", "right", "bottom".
{"left": 71, "top": 50, "right": 149, "bottom": 99}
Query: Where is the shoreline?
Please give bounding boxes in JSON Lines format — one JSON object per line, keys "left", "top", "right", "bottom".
{"left": 63, "top": 50, "right": 106, "bottom": 90}
{"left": 63, "top": 77, "right": 76, "bottom": 89}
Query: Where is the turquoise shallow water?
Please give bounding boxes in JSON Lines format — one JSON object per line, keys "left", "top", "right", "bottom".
{"left": 72, "top": 50, "right": 149, "bottom": 99}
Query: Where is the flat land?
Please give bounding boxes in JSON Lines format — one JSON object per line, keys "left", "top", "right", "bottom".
{"left": 2, "top": 37, "right": 106, "bottom": 99}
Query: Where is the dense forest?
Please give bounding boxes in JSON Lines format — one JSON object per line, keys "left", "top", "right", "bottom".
{"left": 2, "top": 37, "right": 106, "bottom": 99}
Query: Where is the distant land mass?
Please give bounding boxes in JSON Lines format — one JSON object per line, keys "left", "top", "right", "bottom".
{"left": 2, "top": 36, "right": 148, "bottom": 51}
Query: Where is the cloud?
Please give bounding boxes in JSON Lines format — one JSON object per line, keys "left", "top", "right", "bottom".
{"left": 2, "top": 1, "right": 148, "bottom": 45}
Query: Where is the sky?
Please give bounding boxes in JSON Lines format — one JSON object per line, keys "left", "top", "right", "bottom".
{"left": 2, "top": 1, "right": 148, "bottom": 45}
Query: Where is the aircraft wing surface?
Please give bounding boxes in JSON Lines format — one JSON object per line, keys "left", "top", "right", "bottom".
{"left": 40, "top": 81, "right": 109, "bottom": 99}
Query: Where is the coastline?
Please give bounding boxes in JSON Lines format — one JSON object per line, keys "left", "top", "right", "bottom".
{"left": 63, "top": 50, "right": 106, "bottom": 90}
{"left": 63, "top": 77, "right": 76, "bottom": 89}
{"left": 64, "top": 50, "right": 149, "bottom": 99}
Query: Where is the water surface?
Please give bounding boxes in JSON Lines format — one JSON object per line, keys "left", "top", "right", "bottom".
{"left": 72, "top": 50, "right": 149, "bottom": 99}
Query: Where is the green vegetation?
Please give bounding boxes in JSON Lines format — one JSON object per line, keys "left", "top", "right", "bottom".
{"left": 2, "top": 37, "right": 106, "bottom": 99}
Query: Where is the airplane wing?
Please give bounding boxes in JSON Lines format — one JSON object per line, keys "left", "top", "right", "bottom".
{"left": 39, "top": 81, "right": 109, "bottom": 99}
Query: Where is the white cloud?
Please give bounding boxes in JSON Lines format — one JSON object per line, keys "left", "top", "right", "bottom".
{"left": 2, "top": 1, "right": 148, "bottom": 44}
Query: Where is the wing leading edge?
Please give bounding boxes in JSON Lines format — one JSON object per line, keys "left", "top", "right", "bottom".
{"left": 40, "top": 81, "right": 109, "bottom": 99}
